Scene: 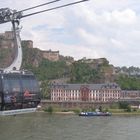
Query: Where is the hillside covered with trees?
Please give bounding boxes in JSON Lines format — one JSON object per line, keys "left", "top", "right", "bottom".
{"left": 1, "top": 39, "right": 140, "bottom": 94}
{"left": 21, "top": 44, "right": 140, "bottom": 90}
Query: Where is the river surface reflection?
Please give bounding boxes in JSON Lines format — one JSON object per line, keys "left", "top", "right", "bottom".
{"left": 0, "top": 113, "right": 140, "bottom": 140}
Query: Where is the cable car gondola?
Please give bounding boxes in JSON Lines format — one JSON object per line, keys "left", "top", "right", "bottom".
{"left": 0, "top": 70, "right": 41, "bottom": 115}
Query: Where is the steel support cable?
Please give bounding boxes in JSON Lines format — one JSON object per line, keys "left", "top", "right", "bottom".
{"left": 16, "top": 0, "right": 61, "bottom": 13}
{"left": 21, "top": 0, "right": 89, "bottom": 18}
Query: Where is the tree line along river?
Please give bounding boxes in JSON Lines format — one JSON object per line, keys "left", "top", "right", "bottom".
{"left": 0, "top": 112, "right": 140, "bottom": 140}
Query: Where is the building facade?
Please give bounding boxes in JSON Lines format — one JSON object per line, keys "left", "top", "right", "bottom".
{"left": 121, "top": 90, "right": 140, "bottom": 100}
{"left": 51, "top": 83, "right": 121, "bottom": 102}
{"left": 42, "top": 49, "right": 59, "bottom": 61}
{"left": 0, "top": 31, "right": 14, "bottom": 49}
{"left": 22, "top": 40, "right": 33, "bottom": 48}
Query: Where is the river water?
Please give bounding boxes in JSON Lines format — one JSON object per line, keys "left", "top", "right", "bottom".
{"left": 0, "top": 113, "right": 140, "bottom": 140}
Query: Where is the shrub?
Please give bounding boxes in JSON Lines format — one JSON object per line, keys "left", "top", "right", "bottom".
{"left": 44, "top": 106, "right": 53, "bottom": 114}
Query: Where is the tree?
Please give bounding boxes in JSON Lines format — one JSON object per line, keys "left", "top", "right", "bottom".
{"left": 40, "top": 80, "right": 51, "bottom": 99}
{"left": 119, "top": 101, "right": 131, "bottom": 112}
{"left": 116, "top": 75, "right": 140, "bottom": 90}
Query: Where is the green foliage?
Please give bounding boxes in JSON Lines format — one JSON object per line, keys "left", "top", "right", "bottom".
{"left": 126, "top": 105, "right": 131, "bottom": 112}
{"left": 110, "top": 103, "right": 119, "bottom": 109}
{"left": 99, "top": 106, "right": 102, "bottom": 112}
{"left": 116, "top": 75, "right": 140, "bottom": 90}
{"left": 21, "top": 44, "right": 115, "bottom": 84}
{"left": 104, "top": 108, "right": 109, "bottom": 112}
{"left": 70, "top": 61, "right": 102, "bottom": 83}
{"left": 40, "top": 80, "right": 51, "bottom": 99}
{"left": 132, "top": 108, "right": 137, "bottom": 112}
{"left": 2, "top": 42, "right": 140, "bottom": 91}
{"left": 1, "top": 36, "right": 140, "bottom": 92}
{"left": 71, "top": 108, "right": 81, "bottom": 114}
{"left": 22, "top": 45, "right": 107, "bottom": 83}
{"left": 38, "top": 59, "right": 70, "bottom": 80}
{"left": 119, "top": 101, "right": 129, "bottom": 109}
{"left": 22, "top": 45, "right": 70, "bottom": 81}
{"left": 44, "top": 106, "right": 53, "bottom": 114}
{"left": 118, "top": 101, "right": 131, "bottom": 112}
{"left": 61, "top": 109, "right": 69, "bottom": 112}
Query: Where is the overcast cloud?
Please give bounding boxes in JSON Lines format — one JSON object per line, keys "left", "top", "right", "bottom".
{"left": 0, "top": 0, "right": 140, "bottom": 67}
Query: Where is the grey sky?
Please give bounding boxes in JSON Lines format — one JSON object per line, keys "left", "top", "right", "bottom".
{"left": 0, "top": 0, "right": 140, "bottom": 67}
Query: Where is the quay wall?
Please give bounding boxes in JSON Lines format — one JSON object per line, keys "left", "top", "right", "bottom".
{"left": 40, "top": 100, "right": 140, "bottom": 110}
{"left": 40, "top": 100, "right": 117, "bottom": 109}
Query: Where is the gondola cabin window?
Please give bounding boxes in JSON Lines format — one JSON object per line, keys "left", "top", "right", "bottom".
{"left": 3, "top": 74, "right": 21, "bottom": 104}
{"left": 0, "top": 72, "right": 40, "bottom": 111}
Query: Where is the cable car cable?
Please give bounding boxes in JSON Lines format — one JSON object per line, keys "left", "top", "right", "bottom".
{"left": 16, "top": 0, "right": 61, "bottom": 13}
{"left": 21, "top": 0, "right": 89, "bottom": 18}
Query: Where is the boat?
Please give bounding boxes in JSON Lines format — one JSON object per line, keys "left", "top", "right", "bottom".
{"left": 79, "top": 111, "right": 112, "bottom": 116}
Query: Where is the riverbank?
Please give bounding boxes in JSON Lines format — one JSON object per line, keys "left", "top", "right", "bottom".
{"left": 38, "top": 104, "right": 140, "bottom": 116}
{"left": 37, "top": 110, "right": 140, "bottom": 116}
{"left": 112, "top": 112, "right": 140, "bottom": 116}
